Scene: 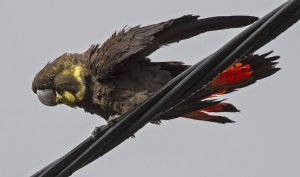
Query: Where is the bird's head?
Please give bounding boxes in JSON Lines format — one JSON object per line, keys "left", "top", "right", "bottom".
{"left": 32, "top": 53, "right": 87, "bottom": 107}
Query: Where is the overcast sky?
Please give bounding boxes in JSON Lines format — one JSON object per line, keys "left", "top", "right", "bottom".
{"left": 1, "top": 0, "right": 299, "bottom": 177}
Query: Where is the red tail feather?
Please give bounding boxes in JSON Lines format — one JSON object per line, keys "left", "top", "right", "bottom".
{"left": 210, "top": 62, "right": 253, "bottom": 89}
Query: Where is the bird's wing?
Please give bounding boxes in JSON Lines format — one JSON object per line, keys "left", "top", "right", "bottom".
{"left": 86, "top": 15, "right": 258, "bottom": 79}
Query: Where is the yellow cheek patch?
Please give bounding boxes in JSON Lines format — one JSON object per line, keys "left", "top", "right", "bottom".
{"left": 63, "top": 91, "right": 76, "bottom": 104}
{"left": 73, "top": 66, "right": 86, "bottom": 102}
{"left": 55, "top": 65, "right": 86, "bottom": 107}
{"left": 56, "top": 91, "right": 76, "bottom": 106}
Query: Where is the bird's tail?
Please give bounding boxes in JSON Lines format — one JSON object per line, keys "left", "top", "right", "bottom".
{"left": 161, "top": 52, "right": 280, "bottom": 123}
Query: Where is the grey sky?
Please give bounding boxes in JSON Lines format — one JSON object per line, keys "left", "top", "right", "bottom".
{"left": 1, "top": 0, "right": 299, "bottom": 177}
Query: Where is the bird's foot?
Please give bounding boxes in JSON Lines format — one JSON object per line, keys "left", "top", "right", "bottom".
{"left": 92, "top": 125, "right": 109, "bottom": 139}
{"left": 107, "top": 114, "right": 121, "bottom": 125}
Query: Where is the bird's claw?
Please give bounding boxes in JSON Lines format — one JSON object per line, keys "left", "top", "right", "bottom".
{"left": 92, "top": 125, "right": 109, "bottom": 139}
{"left": 91, "top": 115, "right": 121, "bottom": 139}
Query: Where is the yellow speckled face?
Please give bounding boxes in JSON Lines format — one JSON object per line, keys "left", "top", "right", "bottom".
{"left": 33, "top": 53, "right": 87, "bottom": 107}
{"left": 55, "top": 65, "right": 86, "bottom": 107}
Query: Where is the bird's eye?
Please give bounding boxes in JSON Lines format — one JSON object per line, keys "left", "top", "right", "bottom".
{"left": 48, "top": 76, "right": 55, "bottom": 85}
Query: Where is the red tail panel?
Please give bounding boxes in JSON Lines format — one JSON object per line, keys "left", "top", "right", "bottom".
{"left": 178, "top": 53, "right": 280, "bottom": 124}
{"left": 210, "top": 63, "right": 253, "bottom": 89}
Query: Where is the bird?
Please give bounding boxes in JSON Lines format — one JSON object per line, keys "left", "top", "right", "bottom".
{"left": 32, "top": 15, "right": 280, "bottom": 125}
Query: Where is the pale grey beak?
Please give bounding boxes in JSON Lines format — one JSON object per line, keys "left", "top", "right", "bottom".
{"left": 37, "top": 89, "right": 57, "bottom": 106}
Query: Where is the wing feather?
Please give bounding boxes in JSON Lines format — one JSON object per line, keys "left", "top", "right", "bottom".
{"left": 86, "top": 15, "right": 258, "bottom": 79}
